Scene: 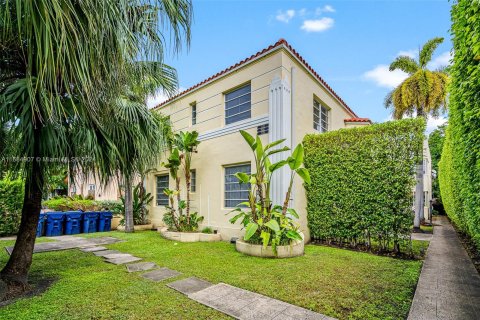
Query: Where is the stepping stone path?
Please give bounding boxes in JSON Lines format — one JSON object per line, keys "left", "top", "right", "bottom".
{"left": 141, "top": 268, "right": 181, "bottom": 282}
{"left": 4, "top": 236, "right": 122, "bottom": 255}
{"left": 5, "top": 234, "right": 334, "bottom": 320}
{"left": 80, "top": 246, "right": 107, "bottom": 252}
{"left": 126, "top": 262, "right": 158, "bottom": 273}
{"left": 93, "top": 250, "right": 121, "bottom": 257}
{"left": 106, "top": 255, "right": 142, "bottom": 265}
{"left": 167, "top": 277, "right": 213, "bottom": 295}
{"left": 188, "top": 283, "right": 336, "bottom": 320}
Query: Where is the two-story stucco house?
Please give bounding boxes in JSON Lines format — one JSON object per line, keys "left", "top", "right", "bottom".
{"left": 146, "top": 39, "right": 371, "bottom": 241}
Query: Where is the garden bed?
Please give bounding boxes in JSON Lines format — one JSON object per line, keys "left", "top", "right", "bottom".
{"left": 235, "top": 232, "right": 304, "bottom": 258}
{"left": 158, "top": 227, "right": 222, "bottom": 242}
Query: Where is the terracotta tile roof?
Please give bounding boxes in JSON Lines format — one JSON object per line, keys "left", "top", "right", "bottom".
{"left": 153, "top": 39, "right": 359, "bottom": 118}
{"left": 344, "top": 117, "right": 372, "bottom": 123}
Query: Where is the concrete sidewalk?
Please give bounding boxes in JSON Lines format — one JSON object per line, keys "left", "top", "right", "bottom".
{"left": 408, "top": 216, "right": 480, "bottom": 320}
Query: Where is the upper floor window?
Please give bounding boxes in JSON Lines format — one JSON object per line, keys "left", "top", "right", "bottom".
{"left": 225, "top": 84, "right": 251, "bottom": 125}
{"left": 313, "top": 100, "right": 329, "bottom": 132}
{"left": 156, "top": 174, "right": 169, "bottom": 206}
{"left": 191, "top": 103, "right": 197, "bottom": 125}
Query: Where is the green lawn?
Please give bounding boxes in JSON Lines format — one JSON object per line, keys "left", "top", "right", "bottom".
{"left": 0, "top": 231, "right": 426, "bottom": 320}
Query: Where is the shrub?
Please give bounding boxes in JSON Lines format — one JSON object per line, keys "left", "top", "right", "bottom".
{"left": 201, "top": 226, "right": 213, "bottom": 234}
{"left": 0, "top": 178, "right": 24, "bottom": 236}
{"left": 304, "top": 118, "right": 425, "bottom": 253}
{"left": 119, "top": 184, "right": 152, "bottom": 225}
{"left": 43, "top": 197, "right": 98, "bottom": 212}
{"left": 438, "top": 0, "right": 480, "bottom": 249}
{"left": 228, "top": 131, "right": 310, "bottom": 255}
{"left": 97, "top": 200, "right": 123, "bottom": 216}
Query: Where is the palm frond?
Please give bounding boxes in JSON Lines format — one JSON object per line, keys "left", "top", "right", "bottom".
{"left": 389, "top": 56, "right": 419, "bottom": 74}
{"left": 419, "top": 37, "right": 444, "bottom": 68}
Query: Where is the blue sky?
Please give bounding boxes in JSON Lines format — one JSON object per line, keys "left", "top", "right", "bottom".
{"left": 153, "top": 0, "right": 452, "bottom": 130}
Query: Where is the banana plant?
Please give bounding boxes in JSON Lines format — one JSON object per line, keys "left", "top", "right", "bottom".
{"left": 174, "top": 131, "right": 200, "bottom": 223}
{"left": 229, "top": 130, "right": 310, "bottom": 255}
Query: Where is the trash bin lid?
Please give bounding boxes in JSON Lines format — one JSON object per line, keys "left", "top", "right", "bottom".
{"left": 100, "top": 211, "right": 113, "bottom": 218}
{"left": 65, "top": 211, "right": 83, "bottom": 219}
{"left": 46, "top": 212, "right": 65, "bottom": 220}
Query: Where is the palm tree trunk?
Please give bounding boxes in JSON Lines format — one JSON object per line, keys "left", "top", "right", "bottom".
{"left": 124, "top": 177, "right": 134, "bottom": 233}
{"left": 1, "top": 130, "right": 44, "bottom": 293}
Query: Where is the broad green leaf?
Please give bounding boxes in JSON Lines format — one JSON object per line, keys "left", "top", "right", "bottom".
{"left": 244, "top": 222, "right": 258, "bottom": 240}
{"left": 260, "top": 231, "right": 271, "bottom": 248}
{"left": 240, "top": 130, "right": 256, "bottom": 150}
{"left": 288, "top": 144, "right": 304, "bottom": 170}
{"left": 266, "top": 146, "right": 290, "bottom": 157}
{"left": 255, "top": 136, "right": 264, "bottom": 159}
{"left": 229, "top": 211, "right": 244, "bottom": 224}
{"left": 285, "top": 230, "right": 303, "bottom": 241}
{"left": 287, "top": 208, "right": 299, "bottom": 218}
{"left": 296, "top": 168, "right": 311, "bottom": 184}
{"left": 265, "top": 219, "right": 280, "bottom": 232}
{"left": 268, "top": 160, "right": 287, "bottom": 173}
{"left": 257, "top": 218, "right": 263, "bottom": 226}
{"left": 264, "top": 139, "right": 286, "bottom": 151}
{"left": 235, "top": 172, "right": 250, "bottom": 183}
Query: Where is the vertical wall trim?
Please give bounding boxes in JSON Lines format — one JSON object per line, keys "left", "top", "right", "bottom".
{"left": 269, "top": 76, "right": 292, "bottom": 206}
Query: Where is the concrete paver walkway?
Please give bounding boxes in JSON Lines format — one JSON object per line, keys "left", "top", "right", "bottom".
{"left": 188, "top": 283, "right": 336, "bottom": 320}
{"left": 4, "top": 236, "right": 122, "bottom": 254}
{"left": 408, "top": 216, "right": 480, "bottom": 320}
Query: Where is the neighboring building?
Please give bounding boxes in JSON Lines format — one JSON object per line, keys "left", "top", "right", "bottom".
{"left": 68, "top": 173, "right": 122, "bottom": 201}
{"left": 423, "top": 139, "right": 433, "bottom": 222}
{"left": 146, "top": 39, "right": 371, "bottom": 241}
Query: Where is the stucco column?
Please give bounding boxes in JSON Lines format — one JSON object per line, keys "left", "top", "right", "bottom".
{"left": 269, "top": 76, "right": 292, "bottom": 206}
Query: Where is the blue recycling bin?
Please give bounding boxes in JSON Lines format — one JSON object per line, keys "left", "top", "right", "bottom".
{"left": 45, "top": 212, "right": 65, "bottom": 236}
{"left": 64, "top": 211, "right": 83, "bottom": 235}
{"left": 36, "top": 213, "right": 46, "bottom": 237}
{"left": 82, "top": 211, "right": 99, "bottom": 233}
{"left": 98, "top": 211, "right": 113, "bottom": 232}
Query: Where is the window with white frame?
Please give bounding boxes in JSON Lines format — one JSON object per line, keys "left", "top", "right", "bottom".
{"left": 190, "top": 169, "right": 196, "bottom": 192}
{"left": 224, "top": 164, "right": 251, "bottom": 208}
{"left": 313, "top": 100, "right": 329, "bottom": 132}
{"left": 225, "top": 84, "right": 251, "bottom": 125}
{"left": 156, "top": 174, "right": 169, "bottom": 206}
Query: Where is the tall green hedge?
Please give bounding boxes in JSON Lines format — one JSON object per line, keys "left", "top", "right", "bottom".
{"left": 304, "top": 118, "right": 425, "bottom": 253}
{"left": 439, "top": 0, "right": 480, "bottom": 249}
{"left": 0, "top": 178, "right": 24, "bottom": 236}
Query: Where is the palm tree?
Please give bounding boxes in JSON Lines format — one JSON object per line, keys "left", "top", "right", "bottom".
{"left": 385, "top": 37, "right": 449, "bottom": 229}
{"left": 108, "top": 63, "right": 177, "bottom": 233}
{"left": 174, "top": 131, "right": 200, "bottom": 224}
{"left": 0, "top": 0, "right": 192, "bottom": 294}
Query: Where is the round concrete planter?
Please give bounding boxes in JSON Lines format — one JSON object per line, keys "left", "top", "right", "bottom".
{"left": 116, "top": 224, "right": 153, "bottom": 231}
{"left": 235, "top": 233, "right": 305, "bottom": 258}
{"left": 158, "top": 227, "right": 222, "bottom": 242}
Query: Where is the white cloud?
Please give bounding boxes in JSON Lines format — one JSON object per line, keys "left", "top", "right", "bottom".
{"left": 428, "top": 51, "right": 452, "bottom": 70}
{"left": 364, "top": 65, "right": 409, "bottom": 88}
{"left": 426, "top": 116, "right": 447, "bottom": 133}
{"left": 397, "top": 49, "right": 417, "bottom": 59}
{"left": 298, "top": 8, "right": 307, "bottom": 16}
{"left": 276, "top": 9, "right": 295, "bottom": 23}
{"left": 301, "top": 17, "right": 334, "bottom": 32}
{"left": 322, "top": 5, "right": 336, "bottom": 13}
{"left": 146, "top": 87, "right": 186, "bottom": 109}
{"left": 315, "top": 5, "right": 335, "bottom": 15}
